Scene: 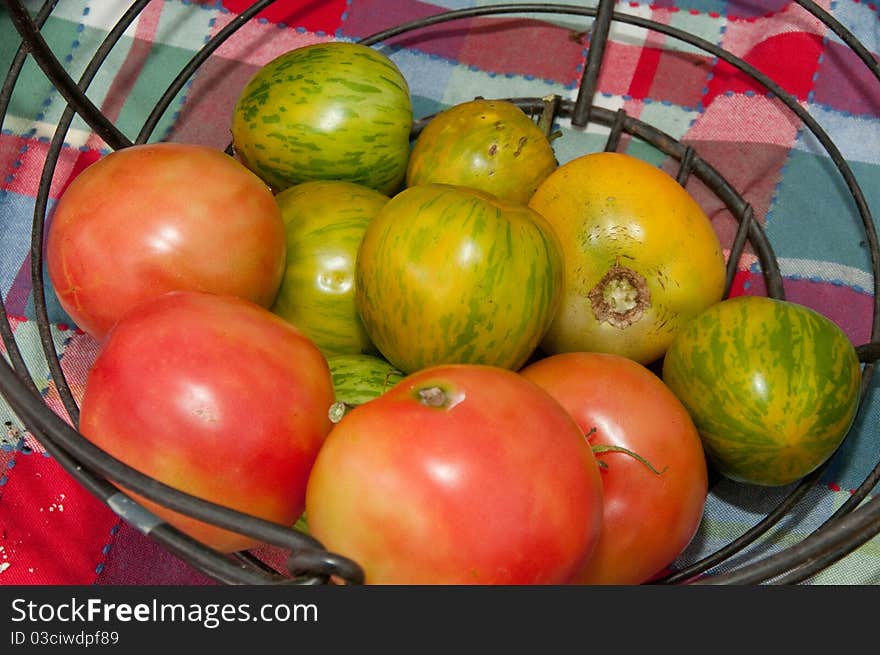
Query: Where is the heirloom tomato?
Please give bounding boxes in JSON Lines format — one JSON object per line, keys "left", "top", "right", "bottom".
{"left": 231, "top": 41, "right": 413, "bottom": 195}
{"left": 355, "top": 183, "right": 563, "bottom": 373}
{"left": 326, "top": 353, "right": 405, "bottom": 423}
{"left": 305, "top": 364, "right": 604, "bottom": 584}
{"left": 46, "top": 142, "right": 286, "bottom": 341}
{"left": 406, "top": 98, "right": 558, "bottom": 204}
{"left": 662, "top": 296, "right": 862, "bottom": 486}
{"left": 271, "top": 180, "right": 389, "bottom": 358}
{"left": 520, "top": 352, "right": 708, "bottom": 585}
{"left": 528, "top": 151, "right": 726, "bottom": 365}
{"left": 79, "top": 290, "right": 336, "bottom": 553}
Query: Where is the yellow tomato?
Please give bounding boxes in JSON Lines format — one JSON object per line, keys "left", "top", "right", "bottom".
{"left": 528, "top": 152, "right": 726, "bottom": 364}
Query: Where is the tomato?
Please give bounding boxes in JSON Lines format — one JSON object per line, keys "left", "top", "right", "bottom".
{"left": 528, "top": 151, "right": 727, "bottom": 365}
{"left": 297, "top": 351, "right": 404, "bottom": 539}
{"left": 305, "top": 364, "right": 604, "bottom": 584}
{"left": 355, "top": 183, "right": 563, "bottom": 373}
{"left": 270, "top": 180, "right": 389, "bottom": 358}
{"left": 78, "top": 290, "right": 335, "bottom": 553}
{"left": 231, "top": 42, "right": 413, "bottom": 195}
{"left": 326, "top": 353, "right": 405, "bottom": 423}
{"left": 662, "top": 295, "right": 862, "bottom": 487}
{"left": 406, "top": 98, "right": 558, "bottom": 204}
{"left": 46, "top": 142, "right": 286, "bottom": 341}
{"left": 520, "top": 352, "right": 708, "bottom": 585}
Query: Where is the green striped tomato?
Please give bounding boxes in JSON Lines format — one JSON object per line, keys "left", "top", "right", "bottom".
{"left": 296, "top": 352, "right": 406, "bottom": 536}
{"left": 662, "top": 295, "right": 862, "bottom": 486}
{"left": 355, "top": 183, "right": 564, "bottom": 373}
{"left": 406, "top": 98, "right": 558, "bottom": 204}
{"left": 327, "top": 353, "right": 406, "bottom": 423}
{"left": 270, "top": 180, "right": 389, "bottom": 358}
{"left": 231, "top": 42, "right": 413, "bottom": 194}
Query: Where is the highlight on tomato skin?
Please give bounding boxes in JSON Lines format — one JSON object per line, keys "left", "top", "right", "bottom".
{"left": 304, "top": 363, "right": 605, "bottom": 585}
{"left": 520, "top": 351, "right": 709, "bottom": 585}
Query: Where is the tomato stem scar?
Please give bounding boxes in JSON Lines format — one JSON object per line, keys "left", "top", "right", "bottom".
{"left": 588, "top": 265, "right": 651, "bottom": 328}
{"left": 415, "top": 384, "right": 465, "bottom": 410}
{"left": 418, "top": 386, "right": 447, "bottom": 407}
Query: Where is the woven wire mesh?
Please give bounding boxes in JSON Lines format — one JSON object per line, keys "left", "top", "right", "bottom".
{"left": 1, "top": 0, "right": 878, "bottom": 585}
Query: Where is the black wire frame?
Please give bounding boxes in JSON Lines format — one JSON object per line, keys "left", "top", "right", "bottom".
{"left": 0, "top": 0, "right": 876, "bottom": 585}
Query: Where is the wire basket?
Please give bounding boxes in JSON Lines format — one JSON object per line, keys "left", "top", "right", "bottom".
{"left": 1, "top": 0, "right": 878, "bottom": 585}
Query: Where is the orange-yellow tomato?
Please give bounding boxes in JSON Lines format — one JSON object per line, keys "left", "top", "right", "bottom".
{"left": 528, "top": 151, "right": 726, "bottom": 365}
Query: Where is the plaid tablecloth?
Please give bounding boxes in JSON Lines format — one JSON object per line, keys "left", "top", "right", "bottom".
{"left": 0, "top": 0, "right": 878, "bottom": 585}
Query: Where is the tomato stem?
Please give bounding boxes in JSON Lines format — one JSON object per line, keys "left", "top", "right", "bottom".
{"left": 538, "top": 94, "right": 563, "bottom": 142}
{"left": 589, "top": 436, "right": 667, "bottom": 476}
{"left": 293, "top": 513, "right": 309, "bottom": 535}
{"left": 329, "top": 401, "right": 353, "bottom": 423}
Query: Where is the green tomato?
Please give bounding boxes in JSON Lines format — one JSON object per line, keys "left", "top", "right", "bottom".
{"left": 231, "top": 42, "right": 413, "bottom": 194}
{"left": 355, "top": 183, "right": 564, "bottom": 374}
{"left": 661, "top": 295, "right": 862, "bottom": 486}
{"left": 271, "top": 180, "right": 389, "bottom": 358}
{"left": 327, "top": 353, "right": 406, "bottom": 423}
{"left": 406, "top": 98, "right": 558, "bottom": 204}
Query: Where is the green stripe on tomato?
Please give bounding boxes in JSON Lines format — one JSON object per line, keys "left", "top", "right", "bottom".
{"left": 662, "top": 295, "right": 861, "bottom": 486}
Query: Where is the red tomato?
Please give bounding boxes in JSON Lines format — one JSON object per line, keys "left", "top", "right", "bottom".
{"left": 46, "top": 142, "right": 287, "bottom": 341}
{"left": 79, "top": 290, "right": 335, "bottom": 553}
{"left": 305, "top": 364, "right": 604, "bottom": 584}
{"left": 520, "top": 352, "right": 708, "bottom": 585}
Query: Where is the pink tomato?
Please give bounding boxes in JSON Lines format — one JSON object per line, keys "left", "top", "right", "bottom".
{"left": 520, "top": 352, "right": 708, "bottom": 584}
{"left": 79, "top": 290, "right": 335, "bottom": 553}
{"left": 46, "top": 142, "right": 286, "bottom": 341}
{"left": 305, "top": 364, "right": 604, "bottom": 584}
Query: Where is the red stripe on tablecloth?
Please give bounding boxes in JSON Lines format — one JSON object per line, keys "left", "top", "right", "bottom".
{"left": 703, "top": 32, "right": 824, "bottom": 106}
{"left": 219, "top": 0, "right": 348, "bottom": 33}
{"left": 628, "top": 46, "right": 663, "bottom": 99}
